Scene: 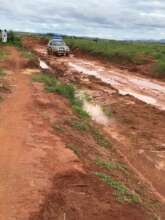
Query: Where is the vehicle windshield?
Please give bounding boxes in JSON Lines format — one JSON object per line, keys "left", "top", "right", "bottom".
{"left": 51, "top": 41, "right": 66, "bottom": 46}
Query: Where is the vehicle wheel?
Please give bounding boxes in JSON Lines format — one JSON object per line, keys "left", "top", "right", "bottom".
{"left": 47, "top": 50, "right": 51, "bottom": 55}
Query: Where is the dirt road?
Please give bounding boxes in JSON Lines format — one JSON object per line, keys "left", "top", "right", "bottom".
{"left": 35, "top": 46, "right": 165, "bottom": 111}
{"left": 0, "top": 47, "right": 85, "bottom": 220}
{"left": 0, "top": 38, "right": 162, "bottom": 219}
{"left": 24, "top": 40, "right": 165, "bottom": 210}
{"left": 69, "top": 58, "right": 165, "bottom": 110}
{"left": 0, "top": 47, "right": 50, "bottom": 219}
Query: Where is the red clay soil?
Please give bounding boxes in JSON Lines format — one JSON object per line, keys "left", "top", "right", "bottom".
{"left": 22, "top": 37, "right": 165, "bottom": 216}
{"left": 29, "top": 82, "right": 156, "bottom": 220}
{"left": 0, "top": 47, "right": 84, "bottom": 219}
{"left": 0, "top": 45, "right": 159, "bottom": 220}
{"left": 2, "top": 38, "right": 163, "bottom": 219}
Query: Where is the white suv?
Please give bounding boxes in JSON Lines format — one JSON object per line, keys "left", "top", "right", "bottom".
{"left": 47, "top": 39, "right": 70, "bottom": 56}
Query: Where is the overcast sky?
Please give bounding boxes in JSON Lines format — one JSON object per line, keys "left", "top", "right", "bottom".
{"left": 0, "top": 0, "right": 165, "bottom": 40}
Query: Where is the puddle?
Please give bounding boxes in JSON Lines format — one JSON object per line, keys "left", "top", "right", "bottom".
{"left": 69, "top": 63, "right": 98, "bottom": 77}
{"left": 69, "top": 62, "right": 119, "bottom": 85}
{"left": 119, "top": 90, "right": 157, "bottom": 105}
{"left": 130, "top": 78, "right": 165, "bottom": 93}
{"left": 69, "top": 60, "right": 165, "bottom": 111}
{"left": 83, "top": 101, "right": 109, "bottom": 125}
{"left": 39, "top": 59, "right": 50, "bottom": 70}
{"left": 76, "top": 90, "right": 109, "bottom": 125}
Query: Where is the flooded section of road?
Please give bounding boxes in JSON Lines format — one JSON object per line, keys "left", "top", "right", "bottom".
{"left": 39, "top": 59, "right": 50, "bottom": 70}
{"left": 118, "top": 90, "right": 157, "bottom": 105}
{"left": 69, "top": 59, "right": 165, "bottom": 110}
{"left": 130, "top": 78, "right": 165, "bottom": 92}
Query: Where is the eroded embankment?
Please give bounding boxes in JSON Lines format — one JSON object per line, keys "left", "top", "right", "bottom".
{"left": 37, "top": 53, "right": 165, "bottom": 202}
{"left": 22, "top": 37, "right": 165, "bottom": 219}
{"left": 0, "top": 44, "right": 160, "bottom": 220}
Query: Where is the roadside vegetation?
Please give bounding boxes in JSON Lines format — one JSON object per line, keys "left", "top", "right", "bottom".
{"left": 96, "top": 172, "right": 140, "bottom": 204}
{"left": 0, "top": 48, "right": 8, "bottom": 61}
{"left": 33, "top": 73, "right": 112, "bottom": 149}
{"left": 65, "top": 37, "right": 165, "bottom": 78}
{"left": 7, "top": 31, "right": 23, "bottom": 48}
{"left": 96, "top": 158, "right": 128, "bottom": 172}
{"left": 32, "top": 74, "right": 89, "bottom": 119}
{"left": 31, "top": 69, "right": 163, "bottom": 220}
{"left": 0, "top": 68, "right": 5, "bottom": 77}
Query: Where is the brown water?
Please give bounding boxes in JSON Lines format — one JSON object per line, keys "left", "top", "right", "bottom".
{"left": 69, "top": 59, "right": 165, "bottom": 110}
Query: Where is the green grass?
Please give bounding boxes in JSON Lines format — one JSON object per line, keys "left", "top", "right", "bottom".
{"left": 65, "top": 37, "right": 165, "bottom": 78}
{"left": 96, "top": 158, "right": 129, "bottom": 176}
{"left": 32, "top": 74, "right": 89, "bottom": 119}
{"left": 66, "top": 144, "right": 81, "bottom": 156}
{"left": 33, "top": 74, "right": 112, "bottom": 148}
{"left": 71, "top": 119, "right": 89, "bottom": 131}
{"left": 8, "top": 31, "right": 23, "bottom": 48}
{"left": 21, "top": 49, "right": 37, "bottom": 61}
{"left": 96, "top": 172, "right": 140, "bottom": 204}
{"left": 152, "top": 61, "right": 165, "bottom": 78}
{"left": 0, "top": 49, "right": 7, "bottom": 61}
{"left": 0, "top": 69, "right": 5, "bottom": 77}
{"left": 102, "top": 106, "right": 112, "bottom": 118}
{"left": 32, "top": 74, "right": 57, "bottom": 85}
{"left": 70, "top": 119, "right": 111, "bottom": 148}
{"left": 90, "top": 127, "right": 111, "bottom": 148}
{"left": 96, "top": 159, "right": 127, "bottom": 171}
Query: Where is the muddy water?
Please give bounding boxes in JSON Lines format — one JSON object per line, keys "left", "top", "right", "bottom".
{"left": 39, "top": 59, "right": 50, "bottom": 70}
{"left": 69, "top": 59, "right": 165, "bottom": 111}
{"left": 76, "top": 91, "right": 109, "bottom": 125}
{"left": 83, "top": 101, "right": 109, "bottom": 125}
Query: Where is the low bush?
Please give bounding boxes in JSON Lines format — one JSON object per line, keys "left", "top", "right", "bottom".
{"left": 8, "top": 31, "right": 22, "bottom": 48}
{"left": 152, "top": 61, "right": 165, "bottom": 78}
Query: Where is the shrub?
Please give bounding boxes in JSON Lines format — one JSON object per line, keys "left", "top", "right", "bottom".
{"left": 152, "top": 61, "right": 165, "bottom": 78}
{"left": 8, "top": 31, "right": 22, "bottom": 48}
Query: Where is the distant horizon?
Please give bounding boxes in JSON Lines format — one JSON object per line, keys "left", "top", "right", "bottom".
{"left": 9, "top": 29, "right": 165, "bottom": 42}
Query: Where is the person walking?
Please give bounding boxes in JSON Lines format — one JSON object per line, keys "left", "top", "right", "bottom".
{"left": 2, "top": 30, "right": 8, "bottom": 43}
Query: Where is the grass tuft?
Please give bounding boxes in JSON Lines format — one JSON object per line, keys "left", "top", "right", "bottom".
{"left": 32, "top": 74, "right": 89, "bottom": 119}
{"left": 96, "top": 159, "right": 127, "bottom": 171}
{"left": 0, "top": 69, "right": 5, "bottom": 77}
{"left": 66, "top": 144, "right": 81, "bottom": 156}
{"left": 0, "top": 49, "right": 7, "bottom": 61}
{"left": 21, "top": 49, "right": 37, "bottom": 61}
{"left": 71, "top": 120, "right": 89, "bottom": 131}
{"left": 96, "top": 172, "right": 140, "bottom": 204}
{"left": 90, "top": 127, "right": 111, "bottom": 148}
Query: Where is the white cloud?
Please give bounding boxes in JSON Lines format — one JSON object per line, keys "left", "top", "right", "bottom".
{"left": 0, "top": 0, "right": 165, "bottom": 39}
